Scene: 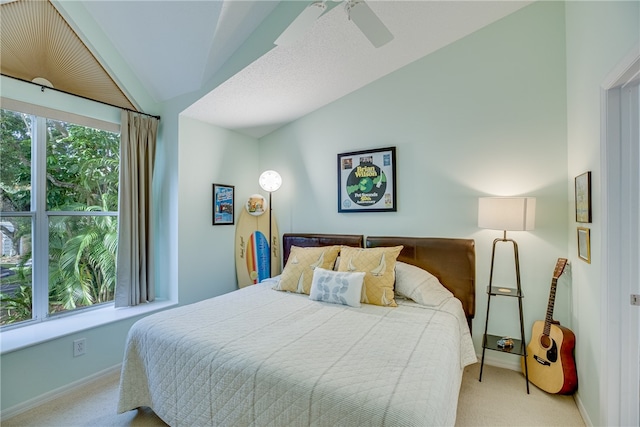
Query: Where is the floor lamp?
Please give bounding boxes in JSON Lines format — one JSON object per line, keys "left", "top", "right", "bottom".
{"left": 477, "top": 196, "right": 536, "bottom": 392}
{"left": 478, "top": 197, "right": 536, "bottom": 282}
{"left": 259, "top": 170, "right": 282, "bottom": 278}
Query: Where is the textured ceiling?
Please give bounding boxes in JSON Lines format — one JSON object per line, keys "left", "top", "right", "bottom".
{"left": 183, "top": 1, "right": 533, "bottom": 137}
{"left": 0, "top": 0, "right": 135, "bottom": 111}
{"left": 1, "top": 1, "right": 533, "bottom": 137}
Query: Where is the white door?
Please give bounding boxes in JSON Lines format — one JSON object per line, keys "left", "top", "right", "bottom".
{"left": 602, "top": 51, "right": 639, "bottom": 427}
{"left": 620, "top": 75, "right": 639, "bottom": 427}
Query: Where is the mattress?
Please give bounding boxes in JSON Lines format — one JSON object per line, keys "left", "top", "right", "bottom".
{"left": 118, "top": 280, "right": 476, "bottom": 426}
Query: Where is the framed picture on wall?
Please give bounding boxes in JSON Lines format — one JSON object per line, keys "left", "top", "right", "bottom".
{"left": 337, "top": 146, "right": 397, "bottom": 213}
{"left": 577, "top": 227, "right": 591, "bottom": 263}
{"left": 575, "top": 171, "right": 592, "bottom": 223}
{"left": 212, "top": 183, "right": 234, "bottom": 225}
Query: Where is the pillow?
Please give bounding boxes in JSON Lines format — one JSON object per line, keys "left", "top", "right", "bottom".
{"left": 273, "top": 245, "right": 341, "bottom": 294}
{"left": 337, "top": 245, "right": 403, "bottom": 307}
{"left": 394, "top": 261, "right": 453, "bottom": 307}
{"left": 309, "top": 268, "right": 365, "bottom": 308}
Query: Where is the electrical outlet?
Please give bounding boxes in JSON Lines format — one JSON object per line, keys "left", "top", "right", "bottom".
{"left": 73, "top": 338, "right": 86, "bottom": 357}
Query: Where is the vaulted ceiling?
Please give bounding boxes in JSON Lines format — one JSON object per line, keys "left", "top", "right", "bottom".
{"left": 1, "top": 0, "right": 532, "bottom": 137}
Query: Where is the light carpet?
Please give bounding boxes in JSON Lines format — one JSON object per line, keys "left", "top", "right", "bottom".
{"left": 3, "top": 362, "right": 584, "bottom": 426}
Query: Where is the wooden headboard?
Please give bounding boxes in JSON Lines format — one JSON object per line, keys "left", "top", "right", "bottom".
{"left": 281, "top": 233, "right": 476, "bottom": 330}
{"left": 366, "top": 236, "right": 476, "bottom": 329}
{"left": 282, "top": 233, "right": 364, "bottom": 267}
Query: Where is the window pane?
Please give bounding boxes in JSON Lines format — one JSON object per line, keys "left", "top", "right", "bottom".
{"left": 0, "top": 109, "right": 32, "bottom": 212}
{"left": 48, "top": 215, "right": 117, "bottom": 315}
{"left": 46, "top": 119, "right": 119, "bottom": 212}
{"left": 0, "top": 216, "right": 33, "bottom": 326}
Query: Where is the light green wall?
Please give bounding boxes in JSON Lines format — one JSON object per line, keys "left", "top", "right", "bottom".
{"left": 0, "top": 316, "right": 145, "bottom": 411}
{"left": 564, "top": 1, "right": 639, "bottom": 425}
{"left": 177, "top": 116, "right": 259, "bottom": 305}
{"left": 260, "top": 1, "right": 569, "bottom": 359}
{"left": 161, "top": 0, "right": 309, "bottom": 306}
{"left": 4, "top": 0, "right": 636, "bottom": 421}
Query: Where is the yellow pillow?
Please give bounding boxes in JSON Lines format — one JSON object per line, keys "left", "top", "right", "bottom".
{"left": 274, "top": 246, "right": 341, "bottom": 294}
{"left": 337, "top": 245, "right": 403, "bottom": 307}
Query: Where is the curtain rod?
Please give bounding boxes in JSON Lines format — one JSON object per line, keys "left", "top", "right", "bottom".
{"left": 2, "top": 74, "right": 161, "bottom": 121}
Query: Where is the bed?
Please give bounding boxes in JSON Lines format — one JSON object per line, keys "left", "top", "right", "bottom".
{"left": 118, "top": 234, "right": 477, "bottom": 426}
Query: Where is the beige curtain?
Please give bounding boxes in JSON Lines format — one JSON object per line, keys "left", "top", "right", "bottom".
{"left": 115, "top": 111, "right": 158, "bottom": 307}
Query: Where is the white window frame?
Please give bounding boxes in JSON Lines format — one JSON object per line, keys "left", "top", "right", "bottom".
{"left": 0, "top": 97, "right": 175, "bottom": 353}
{"left": 2, "top": 101, "right": 120, "bottom": 326}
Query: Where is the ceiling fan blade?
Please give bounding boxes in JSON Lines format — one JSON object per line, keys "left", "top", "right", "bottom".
{"left": 348, "top": 1, "right": 393, "bottom": 48}
{"left": 274, "top": 1, "right": 327, "bottom": 46}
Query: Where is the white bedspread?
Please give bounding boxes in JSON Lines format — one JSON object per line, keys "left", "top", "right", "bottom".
{"left": 118, "top": 282, "right": 476, "bottom": 426}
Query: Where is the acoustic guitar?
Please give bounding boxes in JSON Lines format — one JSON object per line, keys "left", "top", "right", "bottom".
{"left": 522, "top": 258, "right": 578, "bottom": 394}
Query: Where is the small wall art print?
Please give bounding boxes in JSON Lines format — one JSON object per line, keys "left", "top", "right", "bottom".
{"left": 577, "top": 227, "right": 591, "bottom": 263}
{"left": 575, "top": 171, "right": 592, "bottom": 223}
{"left": 212, "top": 183, "right": 234, "bottom": 225}
{"left": 337, "top": 146, "right": 397, "bottom": 213}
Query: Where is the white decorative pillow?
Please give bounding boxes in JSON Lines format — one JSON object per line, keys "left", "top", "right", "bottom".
{"left": 309, "top": 268, "right": 365, "bottom": 308}
{"left": 395, "top": 261, "right": 453, "bottom": 307}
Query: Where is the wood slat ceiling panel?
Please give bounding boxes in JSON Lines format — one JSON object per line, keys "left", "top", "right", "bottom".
{"left": 1, "top": 0, "right": 136, "bottom": 111}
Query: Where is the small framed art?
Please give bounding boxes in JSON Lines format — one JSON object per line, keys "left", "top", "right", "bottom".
{"left": 577, "top": 227, "right": 591, "bottom": 263}
{"left": 337, "top": 146, "right": 397, "bottom": 213}
{"left": 575, "top": 171, "right": 592, "bottom": 223}
{"left": 212, "top": 183, "right": 234, "bottom": 225}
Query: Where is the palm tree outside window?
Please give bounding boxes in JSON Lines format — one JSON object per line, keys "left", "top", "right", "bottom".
{"left": 0, "top": 107, "right": 119, "bottom": 326}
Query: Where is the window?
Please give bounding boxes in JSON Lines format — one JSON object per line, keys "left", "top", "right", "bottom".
{"left": 1, "top": 106, "right": 120, "bottom": 327}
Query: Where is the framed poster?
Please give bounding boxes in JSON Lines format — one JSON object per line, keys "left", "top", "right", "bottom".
{"left": 212, "top": 183, "right": 234, "bottom": 225}
{"left": 575, "top": 171, "right": 592, "bottom": 223}
{"left": 577, "top": 227, "right": 591, "bottom": 263}
{"left": 337, "top": 146, "right": 396, "bottom": 213}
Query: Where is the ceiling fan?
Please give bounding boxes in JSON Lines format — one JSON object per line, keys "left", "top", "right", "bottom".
{"left": 274, "top": 0, "right": 394, "bottom": 48}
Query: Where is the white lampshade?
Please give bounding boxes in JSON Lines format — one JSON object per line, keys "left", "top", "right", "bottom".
{"left": 478, "top": 197, "right": 536, "bottom": 231}
{"left": 259, "top": 170, "right": 282, "bottom": 192}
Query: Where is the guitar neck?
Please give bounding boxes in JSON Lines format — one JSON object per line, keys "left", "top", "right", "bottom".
{"left": 543, "top": 279, "right": 558, "bottom": 335}
{"left": 543, "top": 259, "right": 567, "bottom": 336}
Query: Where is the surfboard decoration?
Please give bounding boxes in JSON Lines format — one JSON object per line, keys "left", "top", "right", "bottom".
{"left": 245, "top": 231, "right": 270, "bottom": 284}
{"left": 235, "top": 194, "right": 280, "bottom": 288}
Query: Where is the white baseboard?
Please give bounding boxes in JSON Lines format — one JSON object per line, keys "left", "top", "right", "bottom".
{"left": 573, "top": 392, "right": 593, "bottom": 427}
{"left": 1, "top": 364, "right": 122, "bottom": 422}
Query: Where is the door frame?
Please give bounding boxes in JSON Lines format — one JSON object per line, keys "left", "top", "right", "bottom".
{"left": 600, "top": 45, "right": 639, "bottom": 427}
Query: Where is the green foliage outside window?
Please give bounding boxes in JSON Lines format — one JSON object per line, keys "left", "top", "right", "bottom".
{"left": 1, "top": 109, "right": 120, "bottom": 326}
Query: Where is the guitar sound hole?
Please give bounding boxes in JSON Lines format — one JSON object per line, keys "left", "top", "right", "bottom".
{"left": 539, "top": 334, "right": 551, "bottom": 349}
